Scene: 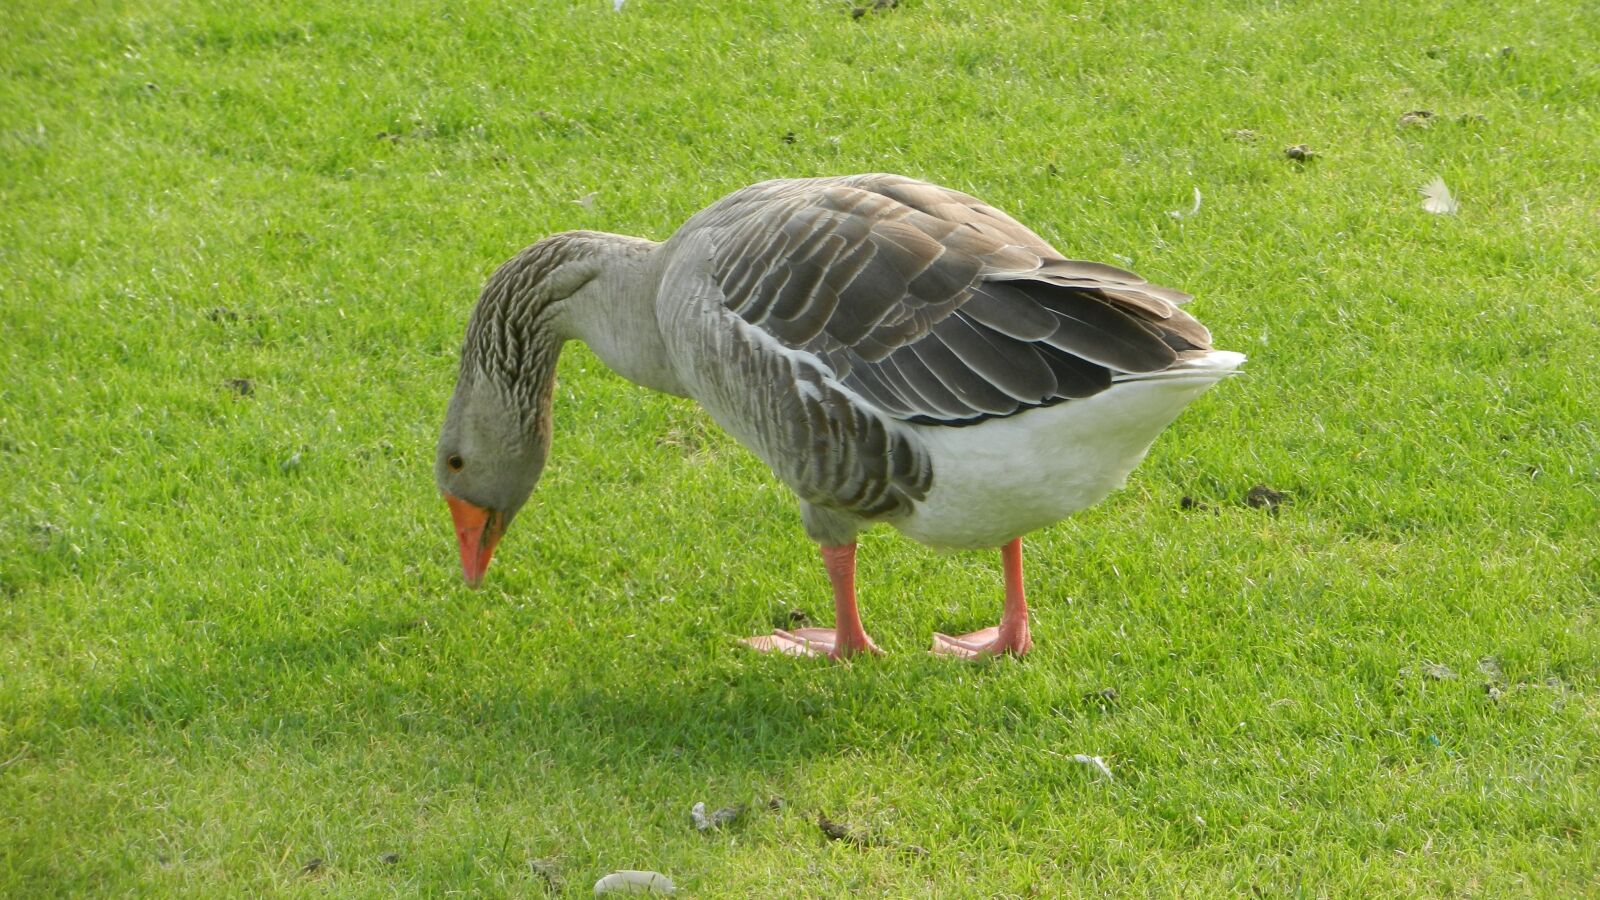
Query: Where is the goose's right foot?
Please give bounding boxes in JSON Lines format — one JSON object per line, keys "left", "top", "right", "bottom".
{"left": 741, "top": 543, "right": 882, "bottom": 661}
{"left": 742, "top": 627, "right": 883, "bottom": 660}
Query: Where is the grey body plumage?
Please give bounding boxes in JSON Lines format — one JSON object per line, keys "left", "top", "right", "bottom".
{"left": 437, "top": 173, "right": 1237, "bottom": 553}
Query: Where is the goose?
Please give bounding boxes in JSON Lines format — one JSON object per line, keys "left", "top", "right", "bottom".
{"left": 436, "top": 174, "right": 1243, "bottom": 660}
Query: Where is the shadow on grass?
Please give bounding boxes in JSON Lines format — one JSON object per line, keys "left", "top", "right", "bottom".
{"left": 34, "top": 605, "right": 1054, "bottom": 786}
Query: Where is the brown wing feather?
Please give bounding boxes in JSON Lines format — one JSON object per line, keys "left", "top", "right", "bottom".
{"left": 672, "top": 174, "right": 1211, "bottom": 426}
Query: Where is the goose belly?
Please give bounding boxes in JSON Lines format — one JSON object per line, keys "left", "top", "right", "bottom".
{"left": 893, "top": 374, "right": 1231, "bottom": 550}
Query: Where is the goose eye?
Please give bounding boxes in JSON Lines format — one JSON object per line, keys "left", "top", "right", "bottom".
{"left": 447, "top": 454, "right": 464, "bottom": 471}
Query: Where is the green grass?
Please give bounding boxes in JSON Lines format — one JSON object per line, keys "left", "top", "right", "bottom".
{"left": 3, "top": 0, "right": 1598, "bottom": 894}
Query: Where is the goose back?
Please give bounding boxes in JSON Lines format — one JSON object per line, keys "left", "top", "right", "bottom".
{"left": 665, "top": 174, "right": 1212, "bottom": 427}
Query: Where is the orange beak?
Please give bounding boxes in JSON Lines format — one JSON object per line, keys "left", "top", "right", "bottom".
{"left": 444, "top": 493, "right": 506, "bottom": 588}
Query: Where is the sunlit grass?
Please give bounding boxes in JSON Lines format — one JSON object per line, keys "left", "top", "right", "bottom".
{"left": 2, "top": 0, "right": 1597, "bottom": 894}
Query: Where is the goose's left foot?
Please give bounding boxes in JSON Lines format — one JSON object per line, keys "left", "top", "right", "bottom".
{"left": 930, "top": 538, "right": 1034, "bottom": 660}
{"left": 930, "top": 624, "right": 1032, "bottom": 658}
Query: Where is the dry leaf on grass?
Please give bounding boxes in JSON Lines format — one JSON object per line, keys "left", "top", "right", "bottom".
{"left": 817, "top": 813, "right": 929, "bottom": 857}
{"left": 1245, "top": 484, "right": 1287, "bottom": 511}
{"left": 530, "top": 858, "right": 563, "bottom": 891}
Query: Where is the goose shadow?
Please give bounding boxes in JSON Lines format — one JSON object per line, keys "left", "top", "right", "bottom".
{"left": 43, "top": 604, "right": 1050, "bottom": 795}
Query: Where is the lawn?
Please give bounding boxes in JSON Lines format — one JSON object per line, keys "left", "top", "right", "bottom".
{"left": 3, "top": 0, "right": 1598, "bottom": 894}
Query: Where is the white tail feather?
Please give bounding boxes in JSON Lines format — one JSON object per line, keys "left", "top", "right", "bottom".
{"left": 1112, "top": 350, "right": 1246, "bottom": 383}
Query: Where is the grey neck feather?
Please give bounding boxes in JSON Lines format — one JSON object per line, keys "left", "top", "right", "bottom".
{"left": 460, "top": 231, "right": 672, "bottom": 428}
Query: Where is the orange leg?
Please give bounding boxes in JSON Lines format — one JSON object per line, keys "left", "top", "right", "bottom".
{"left": 742, "top": 543, "right": 883, "bottom": 660}
{"left": 931, "top": 537, "right": 1033, "bottom": 658}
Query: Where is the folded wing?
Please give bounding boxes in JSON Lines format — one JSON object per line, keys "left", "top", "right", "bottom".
{"left": 681, "top": 174, "right": 1212, "bottom": 427}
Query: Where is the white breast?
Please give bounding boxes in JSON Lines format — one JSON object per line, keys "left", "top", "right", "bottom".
{"left": 893, "top": 351, "right": 1244, "bottom": 549}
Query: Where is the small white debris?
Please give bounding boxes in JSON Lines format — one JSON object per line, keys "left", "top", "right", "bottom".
{"left": 612, "top": 0, "right": 625, "bottom": 10}
{"left": 690, "top": 801, "right": 744, "bottom": 831}
{"left": 594, "top": 870, "right": 674, "bottom": 895}
{"left": 1168, "top": 186, "right": 1203, "bottom": 219}
{"left": 1071, "top": 754, "right": 1114, "bottom": 781}
{"left": 573, "top": 191, "right": 598, "bottom": 209}
{"left": 1420, "top": 177, "right": 1458, "bottom": 215}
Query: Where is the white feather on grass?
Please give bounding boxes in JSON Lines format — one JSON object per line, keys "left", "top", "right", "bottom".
{"left": 1168, "top": 186, "right": 1202, "bottom": 219}
{"left": 1420, "top": 177, "right": 1458, "bottom": 215}
{"left": 1072, "top": 754, "right": 1115, "bottom": 781}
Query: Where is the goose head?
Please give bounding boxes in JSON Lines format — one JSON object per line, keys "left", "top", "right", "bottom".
{"left": 436, "top": 234, "right": 603, "bottom": 587}
{"left": 435, "top": 373, "right": 552, "bottom": 587}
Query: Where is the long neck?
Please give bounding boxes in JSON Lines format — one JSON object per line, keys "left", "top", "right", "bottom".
{"left": 551, "top": 233, "right": 688, "bottom": 398}
{"left": 462, "top": 231, "right": 682, "bottom": 429}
